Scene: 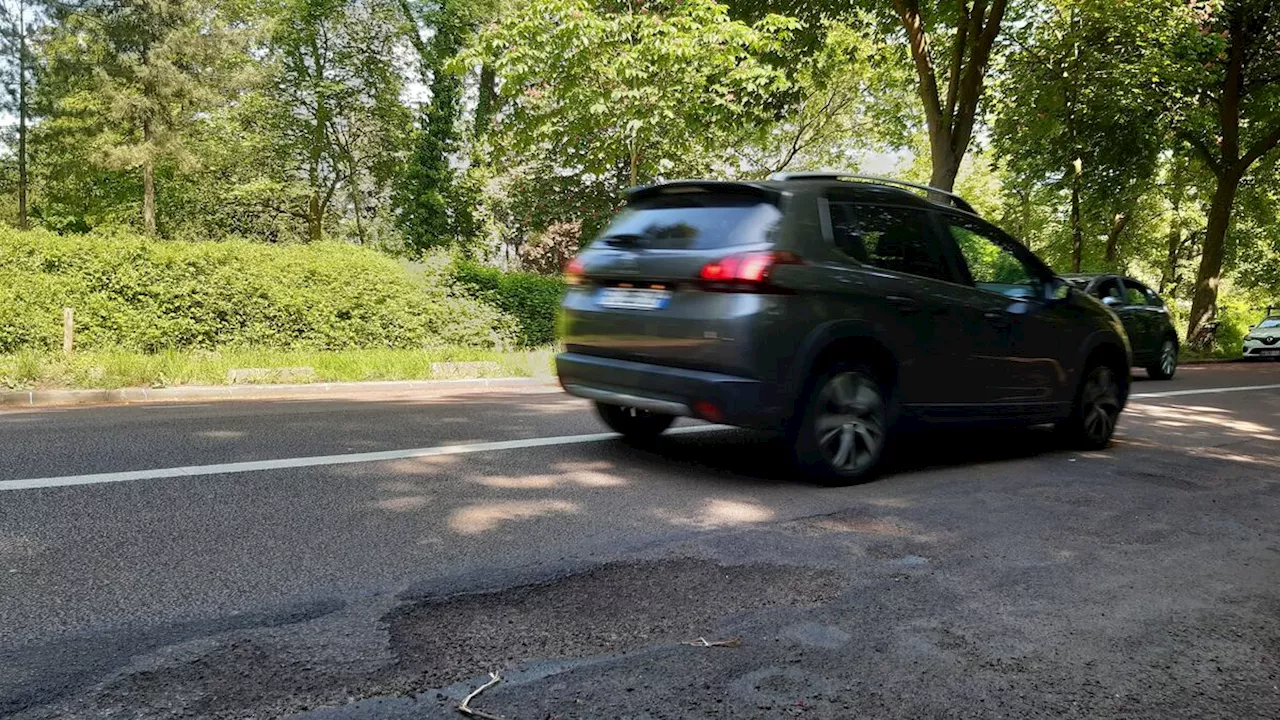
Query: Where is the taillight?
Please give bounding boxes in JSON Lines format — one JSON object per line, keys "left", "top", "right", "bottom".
{"left": 698, "top": 251, "right": 802, "bottom": 291}
{"left": 564, "top": 256, "right": 585, "bottom": 286}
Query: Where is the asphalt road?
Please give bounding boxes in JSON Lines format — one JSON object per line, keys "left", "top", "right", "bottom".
{"left": 2, "top": 363, "right": 1278, "bottom": 719}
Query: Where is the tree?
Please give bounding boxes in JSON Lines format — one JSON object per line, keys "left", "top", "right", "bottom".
{"left": 39, "top": 0, "right": 248, "bottom": 235}
{"left": 992, "top": 0, "right": 1164, "bottom": 272}
{"left": 466, "top": 0, "right": 796, "bottom": 242}
{"left": 892, "top": 0, "right": 1010, "bottom": 192}
{"left": 1170, "top": 0, "right": 1280, "bottom": 342}
{"left": 733, "top": 17, "right": 914, "bottom": 177}
{"left": 394, "top": 0, "right": 485, "bottom": 254}
{"left": 0, "top": 0, "right": 43, "bottom": 229}
{"left": 260, "top": 0, "right": 410, "bottom": 242}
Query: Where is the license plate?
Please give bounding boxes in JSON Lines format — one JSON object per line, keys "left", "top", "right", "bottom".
{"left": 598, "top": 287, "right": 671, "bottom": 311}
{"left": 1258, "top": 349, "right": 1280, "bottom": 357}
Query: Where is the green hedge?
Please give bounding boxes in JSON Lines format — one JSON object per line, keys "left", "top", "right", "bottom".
{"left": 0, "top": 228, "right": 516, "bottom": 352}
{"left": 451, "top": 261, "right": 564, "bottom": 346}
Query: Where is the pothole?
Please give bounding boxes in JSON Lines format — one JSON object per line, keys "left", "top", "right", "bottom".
{"left": 385, "top": 558, "right": 842, "bottom": 688}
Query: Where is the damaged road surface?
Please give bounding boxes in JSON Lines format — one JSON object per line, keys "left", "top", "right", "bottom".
{"left": 2, "top": 364, "right": 1279, "bottom": 719}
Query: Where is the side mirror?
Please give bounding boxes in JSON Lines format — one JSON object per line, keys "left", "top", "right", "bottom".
{"left": 1046, "top": 277, "right": 1070, "bottom": 302}
{"left": 1102, "top": 295, "right": 1121, "bottom": 307}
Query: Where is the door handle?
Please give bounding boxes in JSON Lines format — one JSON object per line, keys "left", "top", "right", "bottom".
{"left": 887, "top": 295, "right": 921, "bottom": 314}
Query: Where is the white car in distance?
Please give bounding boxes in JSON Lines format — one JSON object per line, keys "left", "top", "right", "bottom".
{"left": 1243, "top": 316, "right": 1280, "bottom": 359}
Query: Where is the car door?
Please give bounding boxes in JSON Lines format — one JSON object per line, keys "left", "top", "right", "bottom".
{"left": 933, "top": 213, "right": 1069, "bottom": 411}
{"left": 821, "top": 199, "right": 967, "bottom": 406}
{"left": 1116, "top": 278, "right": 1156, "bottom": 364}
{"left": 1089, "top": 275, "right": 1142, "bottom": 354}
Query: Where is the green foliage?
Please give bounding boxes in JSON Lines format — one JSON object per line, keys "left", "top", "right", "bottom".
{"left": 36, "top": 0, "right": 253, "bottom": 233}
{"left": 450, "top": 260, "right": 564, "bottom": 346}
{"left": 394, "top": 0, "right": 482, "bottom": 255}
{"left": 0, "top": 346, "right": 551, "bottom": 390}
{"left": 734, "top": 16, "right": 914, "bottom": 177}
{"left": 396, "top": 83, "right": 477, "bottom": 254}
{"left": 991, "top": 0, "right": 1169, "bottom": 271}
{"left": 0, "top": 228, "right": 516, "bottom": 352}
{"left": 465, "top": 0, "right": 798, "bottom": 238}
{"left": 259, "top": 0, "right": 412, "bottom": 243}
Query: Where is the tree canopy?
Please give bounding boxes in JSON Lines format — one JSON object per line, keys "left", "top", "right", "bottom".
{"left": 0, "top": 0, "right": 1276, "bottom": 349}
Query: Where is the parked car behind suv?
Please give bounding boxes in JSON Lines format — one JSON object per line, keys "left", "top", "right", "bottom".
{"left": 1243, "top": 313, "right": 1280, "bottom": 359}
{"left": 1062, "top": 274, "right": 1180, "bottom": 379}
{"left": 556, "top": 174, "right": 1132, "bottom": 483}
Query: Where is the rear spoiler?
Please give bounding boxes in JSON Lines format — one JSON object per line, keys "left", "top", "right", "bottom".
{"left": 624, "top": 181, "right": 784, "bottom": 205}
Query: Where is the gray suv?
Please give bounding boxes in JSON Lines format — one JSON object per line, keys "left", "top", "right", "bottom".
{"left": 556, "top": 174, "right": 1131, "bottom": 483}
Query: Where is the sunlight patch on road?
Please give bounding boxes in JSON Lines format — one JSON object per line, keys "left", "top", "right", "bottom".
{"left": 1125, "top": 403, "right": 1280, "bottom": 442}
{"left": 448, "top": 499, "right": 580, "bottom": 534}
{"left": 372, "top": 495, "right": 432, "bottom": 512}
{"left": 654, "top": 499, "right": 774, "bottom": 529}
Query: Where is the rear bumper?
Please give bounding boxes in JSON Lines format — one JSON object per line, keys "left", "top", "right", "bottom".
{"left": 555, "top": 352, "right": 782, "bottom": 429}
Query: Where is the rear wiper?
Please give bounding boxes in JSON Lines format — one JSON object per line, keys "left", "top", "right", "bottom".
{"left": 600, "top": 233, "right": 647, "bottom": 247}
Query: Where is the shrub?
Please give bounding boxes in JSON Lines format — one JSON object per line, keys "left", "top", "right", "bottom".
{"left": 0, "top": 228, "right": 516, "bottom": 352}
{"left": 451, "top": 260, "right": 564, "bottom": 346}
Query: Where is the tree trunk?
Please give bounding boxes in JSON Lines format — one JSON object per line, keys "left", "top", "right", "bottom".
{"left": 928, "top": 147, "right": 960, "bottom": 193}
{"left": 307, "top": 193, "right": 322, "bottom": 242}
{"left": 1161, "top": 225, "right": 1180, "bottom": 295}
{"left": 1160, "top": 165, "right": 1185, "bottom": 294}
{"left": 1186, "top": 169, "right": 1241, "bottom": 343}
{"left": 893, "top": 0, "right": 1007, "bottom": 196}
{"left": 475, "top": 64, "right": 497, "bottom": 133}
{"left": 17, "top": 36, "right": 28, "bottom": 230}
{"left": 1104, "top": 212, "right": 1127, "bottom": 267}
{"left": 1069, "top": 167, "right": 1082, "bottom": 272}
{"left": 16, "top": 0, "right": 28, "bottom": 230}
{"left": 348, "top": 168, "right": 366, "bottom": 245}
{"left": 141, "top": 117, "right": 157, "bottom": 236}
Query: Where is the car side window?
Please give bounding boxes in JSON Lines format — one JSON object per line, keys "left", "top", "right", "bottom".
{"left": 1144, "top": 289, "right": 1164, "bottom": 308}
{"left": 827, "top": 202, "right": 951, "bottom": 283}
{"left": 944, "top": 219, "right": 1040, "bottom": 298}
{"left": 1093, "top": 277, "right": 1124, "bottom": 306}
{"left": 1122, "top": 280, "right": 1147, "bottom": 307}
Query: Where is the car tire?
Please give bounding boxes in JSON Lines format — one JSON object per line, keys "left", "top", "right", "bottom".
{"left": 1146, "top": 337, "right": 1178, "bottom": 380}
{"left": 1056, "top": 363, "right": 1123, "bottom": 449}
{"left": 595, "top": 402, "right": 675, "bottom": 439}
{"left": 791, "top": 363, "right": 889, "bottom": 485}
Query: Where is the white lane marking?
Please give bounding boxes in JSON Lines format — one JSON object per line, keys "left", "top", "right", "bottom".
{"left": 1131, "top": 383, "right": 1280, "bottom": 399}
{"left": 0, "top": 424, "right": 731, "bottom": 492}
{"left": 6, "top": 380, "right": 1278, "bottom": 492}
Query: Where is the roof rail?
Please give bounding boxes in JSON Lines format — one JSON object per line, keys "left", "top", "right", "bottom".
{"left": 768, "top": 172, "right": 976, "bottom": 214}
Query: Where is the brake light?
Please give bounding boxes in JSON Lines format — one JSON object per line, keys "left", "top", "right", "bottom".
{"left": 564, "top": 256, "right": 585, "bottom": 286}
{"left": 699, "top": 251, "right": 802, "bottom": 290}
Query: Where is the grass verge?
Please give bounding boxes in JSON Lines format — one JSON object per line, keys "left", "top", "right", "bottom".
{"left": 0, "top": 347, "right": 556, "bottom": 390}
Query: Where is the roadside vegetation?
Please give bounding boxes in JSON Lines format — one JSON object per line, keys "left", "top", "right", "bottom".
{"left": 0, "top": 229, "right": 562, "bottom": 389}
{"left": 0, "top": 347, "right": 554, "bottom": 390}
{"left": 0, "top": 0, "right": 1275, "bottom": 384}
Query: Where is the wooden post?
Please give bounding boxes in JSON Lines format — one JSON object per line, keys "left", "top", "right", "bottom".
{"left": 63, "top": 307, "right": 74, "bottom": 353}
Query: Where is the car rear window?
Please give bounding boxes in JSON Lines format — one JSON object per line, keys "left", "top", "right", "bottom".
{"left": 593, "top": 195, "right": 781, "bottom": 250}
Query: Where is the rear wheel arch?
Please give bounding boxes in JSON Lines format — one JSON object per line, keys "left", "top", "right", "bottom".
{"left": 786, "top": 324, "right": 900, "bottom": 422}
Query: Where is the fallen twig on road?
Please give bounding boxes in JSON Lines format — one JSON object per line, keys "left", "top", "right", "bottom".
{"left": 680, "top": 636, "right": 742, "bottom": 648}
{"left": 458, "top": 671, "right": 504, "bottom": 720}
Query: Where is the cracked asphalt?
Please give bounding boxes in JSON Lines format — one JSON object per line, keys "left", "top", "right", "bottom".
{"left": 1, "top": 363, "right": 1278, "bottom": 719}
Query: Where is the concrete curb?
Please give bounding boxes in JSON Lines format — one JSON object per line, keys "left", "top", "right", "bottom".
{"left": 1180, "top": 357, "right": 1241, "bottom": 365}
{"left": 0, "top": 376, "right": 552, "bottom": 408}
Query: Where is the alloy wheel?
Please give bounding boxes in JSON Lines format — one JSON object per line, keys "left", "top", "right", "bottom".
{"left": 814, "top": 371, "right": 885, "bottom": 474}
{"left": 1080, "top": 366, "right": 1121, "bottom": 445}
{"left": 1160, "top": 340, "right": 1176, "bottom": 377}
